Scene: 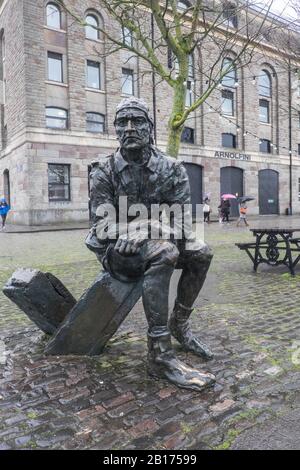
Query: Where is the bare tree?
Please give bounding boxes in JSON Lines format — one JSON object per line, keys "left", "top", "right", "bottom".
{"left": 57, "top": 0, "right": 278, "bottom": 157}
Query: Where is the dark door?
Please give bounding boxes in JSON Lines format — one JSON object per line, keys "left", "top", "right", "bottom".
{"left": 3, "top": 169, "right": 10, "bottom": 206}
{"left": 259, "top": 169, "right": 279, "bottom": 215}
{"left": 184, "top": 163, "right": 203, "bottom": 219}
{"left": 220, "top": 166, "right": 243, "bottom": 217}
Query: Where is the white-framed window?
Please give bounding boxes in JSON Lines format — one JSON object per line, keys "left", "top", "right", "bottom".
{"left": 223, "top": 2, "right": 238, "bottom": 28}
{"left": 185, "top": 54, "right": 194, "bottom": 107}
{"left": 46, "top": 3, "right": 61, "bottom": 29}
{"left": 122, "top": 27, "right": 133, "bottom": 47}
{"left": 1, "top": 34, "right": 6, "bottom": 106}
{"left": 46, "top": 107, "right": 68, "bottom": 129}
{"left": 298, "top": 177, "right": 300, "bottom": 201}
{"left": 259, "top": 99, "right": 270, "bottom": 123}
{"left": 86, "top": 60, "right": 101, "bottom": 89}
{"left": 221, "top": 89, "right": 234, "bottom": 116}
{"left": 122, "top": 68, "right": 134, "bottom": 95}
{"left": 47, "top": 51, "right": 63, "bottom": 82}
{"left": 221, "top": 57, "right": 236, "bottom": 87}
{"left": 86, "top": 112, "right": 105, "bottom": 133}
{"left": 85, "top": 14, "right": 100, "bottom": 40}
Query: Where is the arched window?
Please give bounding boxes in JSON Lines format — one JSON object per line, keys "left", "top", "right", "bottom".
{"left": 258, "top": 70, "right": 271, "bottom": 97}
{"left": 46, "top": 3, "right": 61, "bottom": 29}
{"left": 46, "top": 107, "right": 68, "bottom": 129}
{"left": 221, "top": 57, "right": 236, "bottom": 87}
{"left": 85, "top": 14, "right": 99, "bottom": 40}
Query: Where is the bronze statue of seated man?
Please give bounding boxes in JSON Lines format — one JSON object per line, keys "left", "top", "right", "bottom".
{"left": 86, "top": 96, "right": 215, "bottom": 392}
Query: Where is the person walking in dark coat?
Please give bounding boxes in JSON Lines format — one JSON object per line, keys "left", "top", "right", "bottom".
{"left": 218, "top": 199, "right": 230, "bottom": 223}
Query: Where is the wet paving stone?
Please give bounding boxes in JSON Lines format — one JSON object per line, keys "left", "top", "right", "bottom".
{"left": 1, "top": 219, "right": 300, "bottom": 449}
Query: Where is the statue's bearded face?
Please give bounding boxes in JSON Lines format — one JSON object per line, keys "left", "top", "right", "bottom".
{"left": 114, "top": 109, "right": 152, "bottom": 150}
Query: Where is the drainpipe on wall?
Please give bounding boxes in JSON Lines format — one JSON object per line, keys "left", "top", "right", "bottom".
{"left": 288, "top": 58, "right": 293, "bottom": 215}
{"left": 151, "top": 13, "right": 157, "bottom": 145}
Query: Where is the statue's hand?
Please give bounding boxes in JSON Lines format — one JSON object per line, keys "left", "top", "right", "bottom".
{"left": 115, "top": 234, "right": 145, "bottom": 255}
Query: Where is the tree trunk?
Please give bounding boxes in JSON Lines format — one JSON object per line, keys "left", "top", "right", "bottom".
{"left": 166, "top": 82, "right": 186, "bottom": 158}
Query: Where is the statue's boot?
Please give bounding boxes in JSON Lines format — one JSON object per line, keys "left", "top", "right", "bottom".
{"left": 169, "top": 301, "right": 214, "bottom": 360}
{"left": 147, "top": 330, "right": 215, "bottom": 392}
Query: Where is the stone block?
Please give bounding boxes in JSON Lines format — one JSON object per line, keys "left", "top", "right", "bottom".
{"left": 3, "top": 269, "right": 76, "bottom": 335}
{"left": 45, "top": 272, "right": 142, "bottom": 356}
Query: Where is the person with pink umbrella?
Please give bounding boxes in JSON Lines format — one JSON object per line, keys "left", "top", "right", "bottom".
{"left": 219, "top": 194, "right": 236, "bottom": 223}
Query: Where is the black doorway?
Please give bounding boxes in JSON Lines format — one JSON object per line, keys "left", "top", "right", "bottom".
{"left": 184, "top": 163, "right": 203, "bottom": 219}
{"left": 3, "top": 169, "right": 10, "bottom": 206}
{"left": 259, "top": 169, "right": 279, "bottom": 215}
{"left": 220, "top": 166, "right": 244, "bottom": 217}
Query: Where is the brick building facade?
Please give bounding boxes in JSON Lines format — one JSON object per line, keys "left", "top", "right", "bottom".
{"left": 0, "top": 0, "right": 300, "bottom": 224}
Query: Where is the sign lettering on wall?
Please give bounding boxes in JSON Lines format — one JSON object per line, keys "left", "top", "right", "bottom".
{"left": 214, "top": 151, "right": 251, "bottom": 161}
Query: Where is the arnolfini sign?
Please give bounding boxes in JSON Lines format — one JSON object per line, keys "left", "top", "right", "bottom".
{"left": 214, "top": 151, "right": 251, "bottom": 161}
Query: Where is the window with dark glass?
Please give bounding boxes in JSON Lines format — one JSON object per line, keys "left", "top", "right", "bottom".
{"left": 46, "top": 3, "right": 61, "bottom": 29}
{"left": 298, "top": 144, "right": 300, "bottom": 156}
{"left": 221, "top": 57, "right": 236, "bottom": 87}
{"left": 222, "top": 133, "right": 236, "bottom": 148}
{"left": 260, "top": 139, "right": 271, "bottom": 154}
{"left": 259, "top": 99, "right": 270, "bottom": 123}
{"left": 167, "top": 47, "right": 173, "bottom": 69}
{"left": 48, "top": 164, "right": 70, "bottom": 201}
{"left": 47, "top": 52, "right": 63, "bottom": 82}
{"left": 86, "top": 60, "right": 101, "bottom": 89}
{"left": 181, "top": 127, "right": 194, "bottom": 144}
{"left": 258, "top": 70, "right": 272, "bottom": 97}
{"left": 177, "top": 1, "right": 191, "bottom": 10}
{"left": 46, "top": 107, "right": 68, "bottom": 129}
{"left": 85, "top": 15, "right": 99, "bottom": 40}
{"left": 122, "top": 68, "right": 134, "bottom": 95}
{"left": 122, "top": 27, "right": 133, "bottom": 47}
{"left": 86, "top": 113, "right": 105, "bottom": 133}
{"left": 221, "top": 89, "right": 234, "bottom": 115}
{"left": 223, "top": 3, "right": 238, "bottom": 28}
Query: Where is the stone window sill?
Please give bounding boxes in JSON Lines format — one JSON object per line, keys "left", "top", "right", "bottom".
{"left": 85, "top": 88, "right": 105, "bottom": 94}
{"left": 45, "top": 81, "right": 69, "bottom": 88}
{"left": 43, "top": 26, "right": 67, "bottom": 34}
{"left": 85, "top": 38, "right": 104, "bottom": 44}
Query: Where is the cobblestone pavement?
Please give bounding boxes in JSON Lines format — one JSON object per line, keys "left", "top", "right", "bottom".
{"left": 1, "top": 217, "right": 300, "bottom": 450}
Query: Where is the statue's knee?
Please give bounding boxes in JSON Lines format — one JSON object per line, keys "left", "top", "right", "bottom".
{"left": 156, "top": 241, "right": 179, "bottom": 266}
{"left": 191, "top": 243, "right": 213, "bottom": 265}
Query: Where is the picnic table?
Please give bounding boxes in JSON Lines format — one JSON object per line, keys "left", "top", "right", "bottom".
{"left": 236, "top": 227, "right": 300, "bottom": 275}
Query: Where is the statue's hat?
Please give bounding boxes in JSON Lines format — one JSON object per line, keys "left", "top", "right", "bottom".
{"left": 115, "top": 97, "right": 153, "bottom": 127}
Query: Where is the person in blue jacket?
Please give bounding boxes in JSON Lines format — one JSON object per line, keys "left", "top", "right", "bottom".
{"left": 0, "top": 197, "right": 10, "bottom": 230}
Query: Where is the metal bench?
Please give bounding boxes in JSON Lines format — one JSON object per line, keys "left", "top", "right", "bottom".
{"left": 236, "top": 228, "right": 300, "bottom": 275}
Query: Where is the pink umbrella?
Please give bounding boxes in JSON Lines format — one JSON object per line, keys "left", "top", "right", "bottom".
{"left": 221, "top": 194, "right": 236, "bottom": 199}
